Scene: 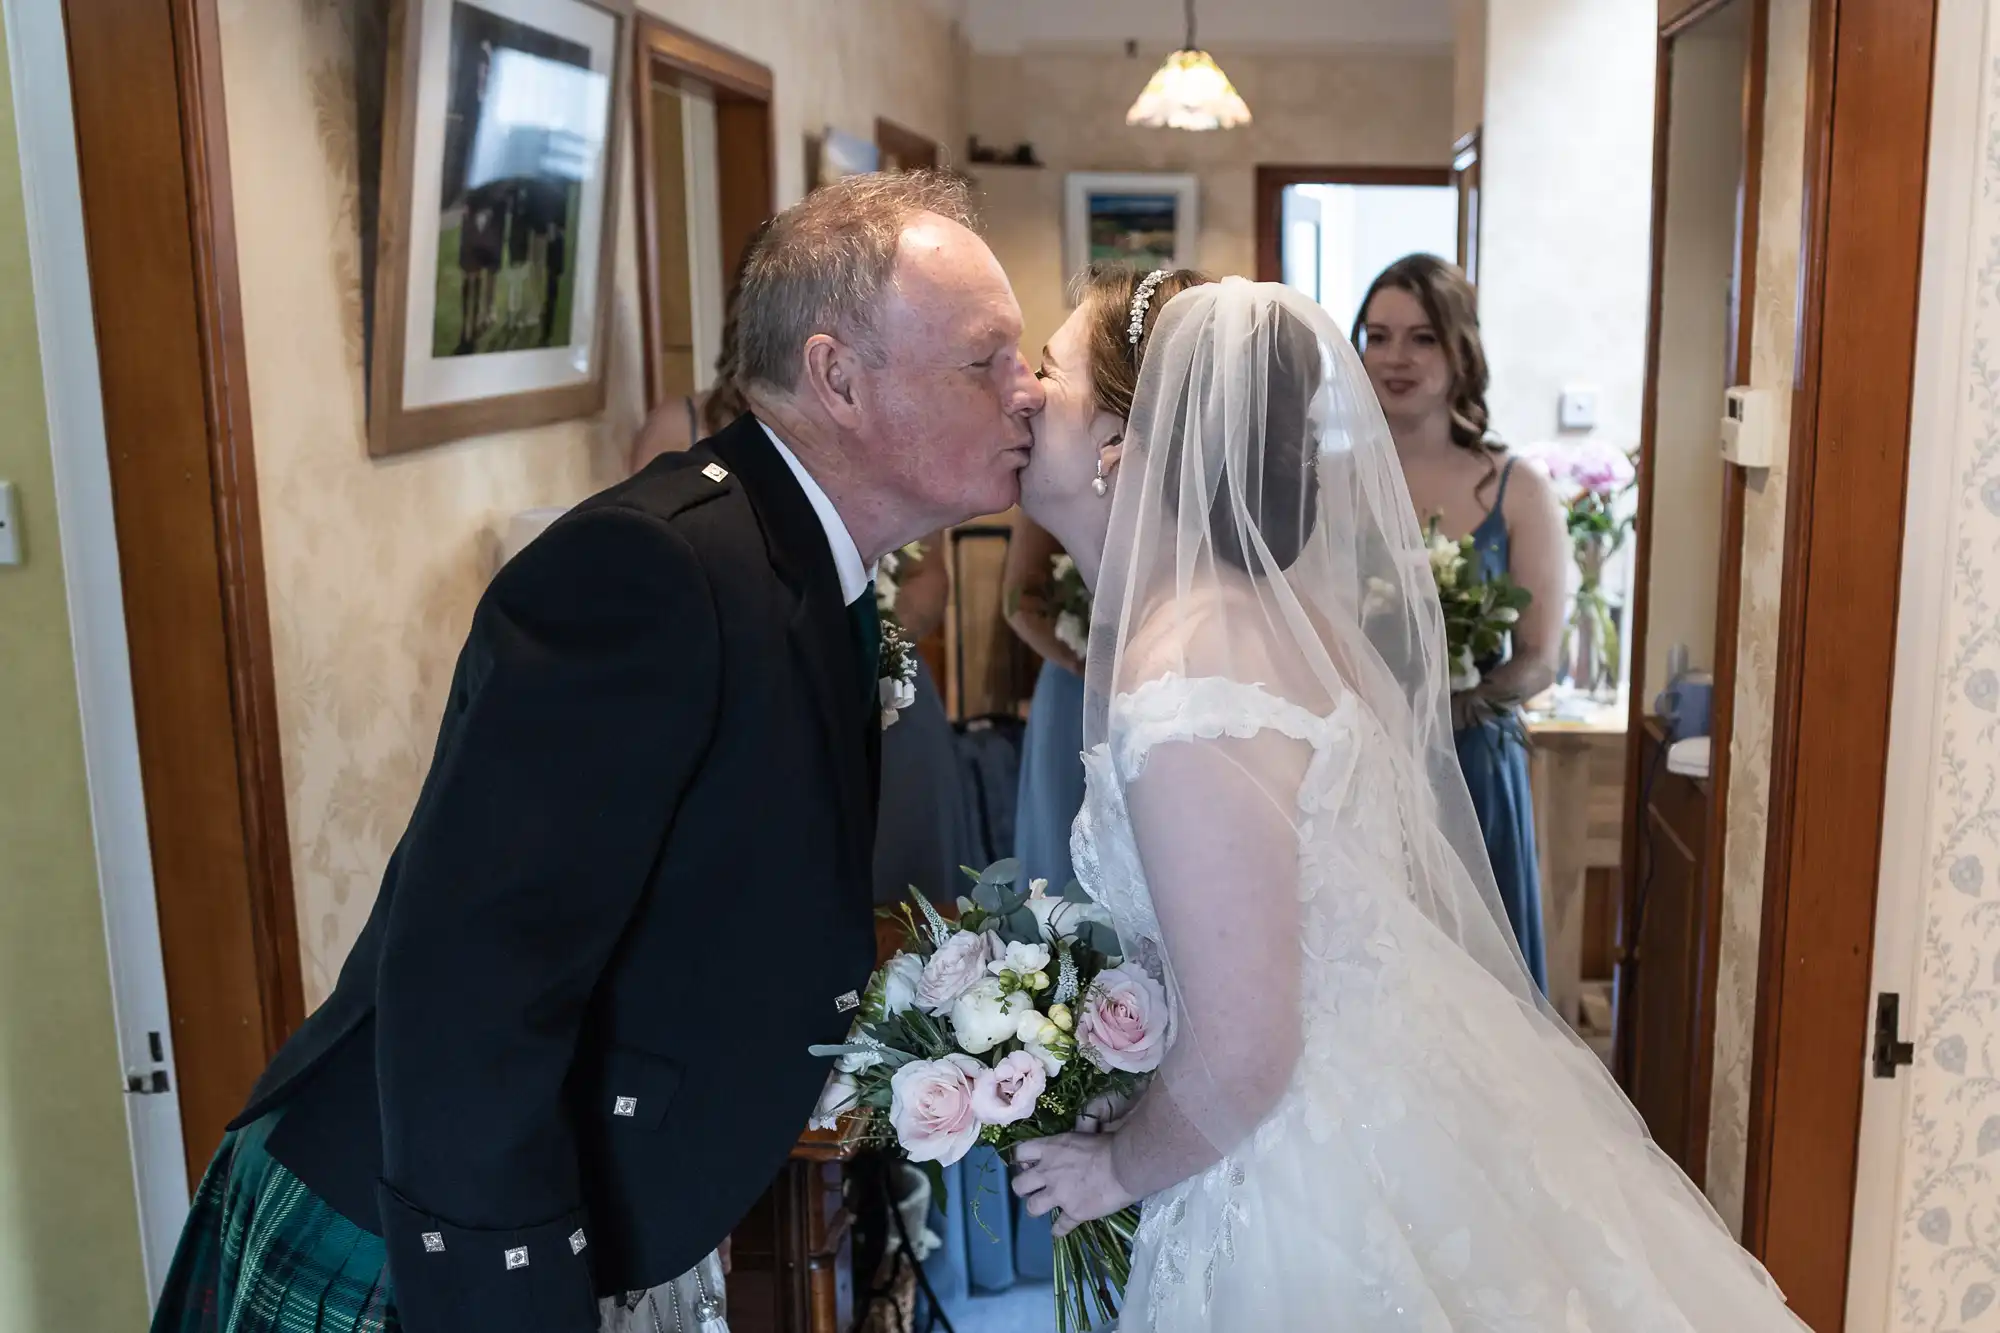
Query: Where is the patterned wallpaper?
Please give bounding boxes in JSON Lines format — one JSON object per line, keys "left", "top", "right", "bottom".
{"left": 1705, "top": 0, "right": 1810, "bottom": 1241}
{"left": 1890, "top": 23, "right": 2000, "bottom": 1331}
{"left": 216, "top": 0, "right": 967, "bottom": 1003}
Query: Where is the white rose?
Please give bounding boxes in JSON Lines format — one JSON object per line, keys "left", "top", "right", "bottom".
{"left": 951, "top": 979, "right": 1033, "bottom": 1055}
{"left": 809, "top": 1071, "right": 860, "bottom": 1131}
{"left": 917, "top": 930, "right": 994, "bottom": 1015}
{"left": 880, "top": 952, "right": 924, "bottom": 1016}
{"left": 1051, "top": 554, "right": 1076, "bottom": 581}
{"left": 1054, "top": 611, "right": 1088, "bottom": 659}
{"left": 990, "top": 940, "right": 1052, "bottom": 979}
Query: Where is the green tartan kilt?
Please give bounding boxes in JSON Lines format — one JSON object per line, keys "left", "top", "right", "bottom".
{"left": 151, "top": 1112, "right": 399, "bottom": 1333}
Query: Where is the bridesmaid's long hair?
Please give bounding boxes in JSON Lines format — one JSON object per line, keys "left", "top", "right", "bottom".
{"left": 1352, "top": 255, "right": 1504, "bottom": 482}
{"left": 701, "top": 219, "right": 774, "bottom": 434}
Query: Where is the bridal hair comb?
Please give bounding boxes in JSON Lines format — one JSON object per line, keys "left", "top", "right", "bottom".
{"left": 1128, "top": 269, "right": 1171, "bottom": 347}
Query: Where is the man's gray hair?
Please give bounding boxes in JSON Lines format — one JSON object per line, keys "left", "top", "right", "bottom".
{"left": 735, "top": 170, "right": 977, "bottom": 393}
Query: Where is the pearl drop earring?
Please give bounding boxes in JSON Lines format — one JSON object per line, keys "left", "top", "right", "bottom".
{"left": 1092, "top": 457, "right": 1109, "bottom": 497}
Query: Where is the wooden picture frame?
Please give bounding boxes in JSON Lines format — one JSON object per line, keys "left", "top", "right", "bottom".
{"left": 1063, "top": 172, "right": 1199, "bottom": 288}
{"left": 370, "top": 0, "right": 633, "bottom": 457}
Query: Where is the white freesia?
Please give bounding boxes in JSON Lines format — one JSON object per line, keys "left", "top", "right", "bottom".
{"left": 809, "top": 1070, "right": 860, "bottom": 1130}
{"left": 1051, "top": 553, "right": 1076, "bottom": 581}
{"left": 879, "top": 952, "right": 924, "bottom": 1016}
{"left": 952, "top": 979, "right": 1033, "bottom": 1055}
{"left": 990, "top": 940, "right": 1052, "bottom": 979}
{"left": 1025, "top": 1032, "right": 1069, "bottom": 1076}
{"left": 1428, "top": 534, "right": 1463, "bottom": 589}
{"left": 1015, "top": 1009, "right": 1060, "bottom": 1045}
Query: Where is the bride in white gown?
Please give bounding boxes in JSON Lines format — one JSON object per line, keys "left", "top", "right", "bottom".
{"left": 1005, "top": 271, "right": 1807, "bottom": 1331}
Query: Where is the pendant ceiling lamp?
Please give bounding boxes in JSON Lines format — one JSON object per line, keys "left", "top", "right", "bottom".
{"left": 1124, "top": 0, "right": 1252, "bottom": 132}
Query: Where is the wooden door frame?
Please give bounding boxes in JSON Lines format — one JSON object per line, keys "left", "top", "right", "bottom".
{"left": 632, "top": 16, "right": 775, "bottom": 413}
{"left": 1615, "top": 0, "right": 1767, "bottom": 1187}
{"left": 1251, "top": 164, "right": 1456, "bottom": 287}
{"left": 1740, "top": 0, "right": 1940, "bottom": 1324}
{"left": 1453, "top": 130, "right": 1483, "bottom": 284}
{"left": 62, "top": 0, "right": 303, "bottom": 1184}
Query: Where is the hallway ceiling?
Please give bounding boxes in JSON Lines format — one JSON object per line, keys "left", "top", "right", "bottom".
{"left": 963, "top": 0, "right": 1455, "bottom": 52}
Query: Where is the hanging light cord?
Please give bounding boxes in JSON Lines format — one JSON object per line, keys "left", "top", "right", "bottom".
{"left": 1183, "top": 0, "right": 1197, "bottom": 51}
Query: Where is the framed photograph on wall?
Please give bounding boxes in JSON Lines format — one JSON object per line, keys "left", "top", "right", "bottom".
{"left": 809, "top": 125, "right": 880, "bottom": 190}
{"left": 370, "top": 0, "right": 633, "bottom": 457}
{"left": 1063, "top": 172, "right": 1199, "bottom": 288}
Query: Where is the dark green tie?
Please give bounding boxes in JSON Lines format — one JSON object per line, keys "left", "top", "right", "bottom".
{"left": 848, "top": 583, "right": 881, "bottom": 705}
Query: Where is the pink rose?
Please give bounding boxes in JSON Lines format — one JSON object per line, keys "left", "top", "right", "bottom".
{"left": 917, "top": 930, "right": 993, "bottom": 1016}
{"left": 971, "top": 1050, "right": 1048, "bottom": 1127}
{"left": 1078, "top": 966, "right": 1170, "bottom": 1074}
{"left": 889, "top": 1054, "right": 987, "bottom": 1165}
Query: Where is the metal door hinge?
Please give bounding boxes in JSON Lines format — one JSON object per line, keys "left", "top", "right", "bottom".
{"left": 124, "top": 1030, "right": 173, "bottom": 1095}
{"left": 1873, "top": 992, "right": 1915, "bottom": 1078}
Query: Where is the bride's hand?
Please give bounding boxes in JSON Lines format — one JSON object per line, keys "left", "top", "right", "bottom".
{"left": 1011, "top": 1132, "right": 1139, "bottom": 1238}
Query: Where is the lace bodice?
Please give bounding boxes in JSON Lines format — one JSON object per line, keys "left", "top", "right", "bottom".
{"left": 1070, "top": 674, "right": 1401, "bottom": 963}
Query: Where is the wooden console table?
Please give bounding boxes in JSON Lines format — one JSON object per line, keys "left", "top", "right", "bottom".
{"left": 727, "top": 1128, "right": 859, "bottom": 1333}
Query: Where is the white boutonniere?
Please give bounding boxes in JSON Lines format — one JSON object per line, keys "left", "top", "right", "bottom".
{"left": 876, "top": 541, "right": 926, "bottom": 729}
{"left": 878, "top": 616, "right": 918, "bottom": 729}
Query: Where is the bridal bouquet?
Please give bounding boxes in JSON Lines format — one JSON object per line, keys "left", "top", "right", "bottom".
{"left": 874, "top": 541, "right": 927, "bottom": 728}
{"left": 1048, "top": 553, "right": 1093, "bottom": 661}
{"left": 810, "top": 861, "right": 1160, "bottom": 1332}
{"left": 1424, "top": 517, "right": 1532, "bottom": 694}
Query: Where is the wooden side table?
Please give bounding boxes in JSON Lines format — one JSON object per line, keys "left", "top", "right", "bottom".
{"left": 726, "top": 1129, "right": 859, "bottom": 1333}
{"left": 1526, "top": 707, "right": 1627, "bottom": 1033}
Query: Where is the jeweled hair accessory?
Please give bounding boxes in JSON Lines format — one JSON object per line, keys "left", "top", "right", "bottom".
{"left": 1128, "top": 269, "right": 1172, "bottom": 347}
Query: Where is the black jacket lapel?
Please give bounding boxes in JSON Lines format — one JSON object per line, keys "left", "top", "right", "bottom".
{"left": 708, "top": 416, "right": 873, "bottom": 888}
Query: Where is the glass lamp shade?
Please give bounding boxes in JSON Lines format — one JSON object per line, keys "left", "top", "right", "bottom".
{"left": 1125, "top": 49, "right": 1252, "bottom": 131}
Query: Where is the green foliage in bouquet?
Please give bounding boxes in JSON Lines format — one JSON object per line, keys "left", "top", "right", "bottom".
{"left": 1424, "top": 516, "right": 1534, "bottom": 694}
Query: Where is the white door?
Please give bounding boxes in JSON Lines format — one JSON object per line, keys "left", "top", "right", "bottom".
{"left": 4, "top": 0, "right": 190, "bottom": 1303}
{"left": 1844, "top": 0, "right": 1987, "bottom": 1326}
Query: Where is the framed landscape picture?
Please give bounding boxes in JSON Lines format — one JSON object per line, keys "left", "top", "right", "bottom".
{"left": 370, "top": 0, "right": 632, "bottom": 456}
{"left": 1062, "top": 172, "right": 1199, "bottom": 289}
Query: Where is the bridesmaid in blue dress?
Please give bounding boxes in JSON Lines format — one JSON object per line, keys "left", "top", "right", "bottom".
{"left": 1003, "top": 513, "right": 1089, "bottom": 898}
{"left": 1354, "top": 255, "right": 1567, "bottom": 992}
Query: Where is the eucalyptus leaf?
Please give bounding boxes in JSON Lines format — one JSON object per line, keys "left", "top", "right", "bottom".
{"left": 973, "top": 882, "right": 1004, "bottom": 914}
{"left": 920, "top": 1158, "right": 949, "bottom": 1212}
{"left": 1061, "top": 878, "right": 1094, "bottom": 904}
{"left": 979, "top": 857, "right": 1022, "bottom": 887}
{"left": 1006, "top": 906, "right": 1042, "bottom": 944}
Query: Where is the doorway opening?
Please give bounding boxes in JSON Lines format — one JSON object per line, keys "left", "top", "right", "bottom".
{"left": 1254, "top": 165, "right": 1459, "bottom": 332}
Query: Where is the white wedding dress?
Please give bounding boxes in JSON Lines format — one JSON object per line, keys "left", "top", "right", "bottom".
{"left": 1062, "top": 280, "right": 1806, "bottom": 1332}
{"left": 1072, "top": 675, "right": 1806, "bottom": 1332}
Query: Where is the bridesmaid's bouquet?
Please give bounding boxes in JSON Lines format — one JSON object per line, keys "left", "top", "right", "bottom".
{"left": 810, "top": 860, "right": 1161, "bottom": 1332}
{"left": 1424, "top": 516, "right": 1533, "bottom": 694}
{"left": 1048, "top": 553, "right": 1093, "bottom": 660}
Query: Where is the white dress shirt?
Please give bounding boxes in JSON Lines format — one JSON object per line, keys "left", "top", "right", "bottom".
{"left": 758, "top": 420, "right": 876, "bottom": 604}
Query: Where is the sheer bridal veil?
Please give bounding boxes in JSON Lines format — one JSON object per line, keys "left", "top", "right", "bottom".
{"left": 1083, "top": 278, "right": 1711, "bottom": 1203}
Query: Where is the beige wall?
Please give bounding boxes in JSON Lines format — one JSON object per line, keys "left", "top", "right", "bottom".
{"left": 1453, "top": 0, "right": 1487, "bottom": 142}
{"left": 1476, "top": 0, "right": 1654, "bottom": 477}
{"left": 217, "top": 0, "right": 970, "bottom": 1003}
{"left": 1704, "top": 0, "right": 1807, "bottom": 1243}
{"left": 967, "top": 43, "right": 1456, "bottom": 351}
{"left": 0, "top": 24, "right": 151, "bottom": 1332}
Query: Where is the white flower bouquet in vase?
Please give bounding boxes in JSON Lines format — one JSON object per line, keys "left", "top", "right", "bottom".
{"left": 809, "top": 860, "right": 1162, "bottom": 1332}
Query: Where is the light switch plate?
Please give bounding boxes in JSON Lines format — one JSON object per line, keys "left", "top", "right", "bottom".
{"left": 0, "top": 481, "right": 20, "bottom": 566}
{"left": 1558, "top": 386, "right": 1600, "bottom": 431}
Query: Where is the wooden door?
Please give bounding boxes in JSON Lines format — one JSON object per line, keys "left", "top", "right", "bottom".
{"left": 62, "top": 0, "right": 303, "bottom": 1181}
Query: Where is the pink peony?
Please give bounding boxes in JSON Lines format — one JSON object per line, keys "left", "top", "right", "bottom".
{"left": 1077, "top": 966, "right": 1170, "bottom": 1074}
{"left": 971, "top": 1050, "right": 1049, "bottom": 1127}
{"left": 917, "top": 930, "right": 994, "bottom": 1016}
{"left": 889, "top": 1054, "right": 987, "bottom": 1165}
